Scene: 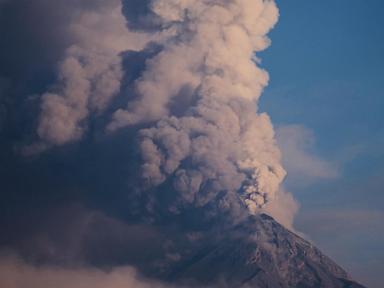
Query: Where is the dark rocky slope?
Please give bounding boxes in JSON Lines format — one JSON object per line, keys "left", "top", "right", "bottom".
{"left": 163, "top": 214, "right": 366, "bottom": 288}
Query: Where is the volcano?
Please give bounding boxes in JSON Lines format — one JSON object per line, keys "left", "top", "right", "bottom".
{"left": 159, "top": 214, "right": 365, "bottom": 288}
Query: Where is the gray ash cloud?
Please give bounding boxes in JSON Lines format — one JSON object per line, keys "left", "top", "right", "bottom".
{"left": 0, "top": 1, "right": 301, "bottom": 287}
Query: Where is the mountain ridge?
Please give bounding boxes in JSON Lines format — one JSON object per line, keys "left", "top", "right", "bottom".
{"left": 161, "top": 214, "right": 366, "bottom": 288}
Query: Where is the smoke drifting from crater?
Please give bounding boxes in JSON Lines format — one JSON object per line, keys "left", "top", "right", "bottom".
{"left": 34, "top": 0, "right": 286, "bottom": 219}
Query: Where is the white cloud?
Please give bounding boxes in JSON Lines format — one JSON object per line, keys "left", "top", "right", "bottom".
{"left": 276, "top": 124, "right": 339, "bottom": 188}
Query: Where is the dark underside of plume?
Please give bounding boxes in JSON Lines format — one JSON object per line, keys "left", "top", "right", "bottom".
{"left": 157, "top": 214, "right": 366, "bottom": 288}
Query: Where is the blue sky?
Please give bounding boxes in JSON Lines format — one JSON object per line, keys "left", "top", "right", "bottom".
{"left": 260, "top": 1, "right": 384, "bottom": 287}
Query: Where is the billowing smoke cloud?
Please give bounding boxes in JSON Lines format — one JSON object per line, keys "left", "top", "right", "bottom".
{"left": 110, "top": 0, "right": 286, "bottom": 216}
{"left": 33, "top": 0, "right": 287, "bottom": 219}
{"left": 30, "top": 0, "right": 153, "bottom": 152}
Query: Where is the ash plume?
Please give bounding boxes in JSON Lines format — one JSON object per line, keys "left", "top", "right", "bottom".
{"left": 31, "top": 0, "right": 152, "bottom": 151}
{"left": 34, "top": 0, "right": 287, "bottom": 220}
{"left": 0, "top": 2, "right": 370, "bottom": 287}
